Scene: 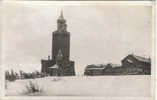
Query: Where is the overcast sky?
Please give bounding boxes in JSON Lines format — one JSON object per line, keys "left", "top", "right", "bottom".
{"left": 1, "top": 2, "right": 152, "bottom": 75}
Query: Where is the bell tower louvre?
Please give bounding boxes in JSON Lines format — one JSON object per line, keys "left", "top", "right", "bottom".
{"left": 41, "top": 11, "right": 75, "bottom": 76}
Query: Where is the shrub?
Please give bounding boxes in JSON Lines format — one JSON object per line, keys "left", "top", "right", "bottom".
{"left": 25, "top": 81, "right": 43, "bottom": 94}
{"left": 5, "top": 70, "right": 16, "bottom": 82}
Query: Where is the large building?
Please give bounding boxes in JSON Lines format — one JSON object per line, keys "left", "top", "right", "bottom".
{"left": 41, "top": 11, "right": 75, "bottom": 76}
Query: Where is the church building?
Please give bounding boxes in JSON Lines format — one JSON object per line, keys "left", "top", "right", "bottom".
{"left": 41, "top": 11, "right": 75, "bottom": 76}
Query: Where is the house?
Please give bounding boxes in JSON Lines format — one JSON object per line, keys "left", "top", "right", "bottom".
{"left": 84, "top": 54, "right": 151, "bottom": 76}
{"left": 103, "top": 63, "right": 121, "bottom": 75}
{"left": 121, "top": 54, "right": 151, "bottom": 75}
{"left": 84, "top": 64, "right": 106, "bottom": 76}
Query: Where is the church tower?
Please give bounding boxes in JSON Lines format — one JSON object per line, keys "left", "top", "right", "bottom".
{"left": 41, "top": 11, "right": 75, "bottom": 76}
{"left": 52, "top": 11, "right": 70, "bottom": 61}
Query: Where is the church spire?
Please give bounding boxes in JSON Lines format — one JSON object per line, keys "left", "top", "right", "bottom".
{"left": 57, "top": 10, "right": 67, "bottom": 32}
{"left": 59, "top": 10, "right": 64, "bottom": 20}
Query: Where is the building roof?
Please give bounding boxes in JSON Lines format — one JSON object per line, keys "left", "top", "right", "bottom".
{"left": 86, "top": 67, "right": 105, "bottom": 70}
{"left": 86, "top": 65, "right": 106, "bottom": 70}
{"left": 127, "top": 59, "right": 133, "bottom": 63}
{"left": 107, "top": 63, "right": 121, "bottom": 67}
{"left": 132, "top": 54, "right": 151, "bottom": 63}
{"left": 49, "top": 64, "right": 59, "bottom": 69}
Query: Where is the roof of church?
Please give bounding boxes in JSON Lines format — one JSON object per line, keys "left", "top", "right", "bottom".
{"left": 49, "top": 64, "right": 59, "bottom": 69}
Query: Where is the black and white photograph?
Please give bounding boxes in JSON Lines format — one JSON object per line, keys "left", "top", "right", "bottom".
{"left": 1, "top": 1, "right": 155, "bottom": 100}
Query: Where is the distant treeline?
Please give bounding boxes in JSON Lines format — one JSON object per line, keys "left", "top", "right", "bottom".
{"left": 5, "top": 70, "right": 45, "bottom": 81}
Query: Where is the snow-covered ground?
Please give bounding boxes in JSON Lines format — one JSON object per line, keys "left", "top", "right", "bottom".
{"left": 6, "top": 75, "right": 151, "bottom": 97}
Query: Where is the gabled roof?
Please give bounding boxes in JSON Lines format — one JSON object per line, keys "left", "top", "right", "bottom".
{"left": 123, "top": 54, "right": 151, "bottom": 63}
{"left": 127, "top": 59, "right": 133, "bottom": 63}
{"left": 133, "top": 55, "right": 151, "bottom": 63}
